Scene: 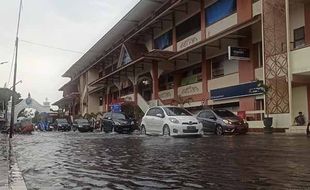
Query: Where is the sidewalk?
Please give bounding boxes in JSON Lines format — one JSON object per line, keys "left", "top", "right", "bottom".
{"left": 0, "top": 134, "right": 8, "bottom": 190}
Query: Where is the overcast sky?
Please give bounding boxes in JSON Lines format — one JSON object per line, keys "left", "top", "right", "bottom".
{"left": 0, "top": 0, "right": 139, "bottom": 104}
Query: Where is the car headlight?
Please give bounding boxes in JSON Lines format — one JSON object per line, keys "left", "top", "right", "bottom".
{"left": 114, "top": 121, "right": 121, "bottom": 125}
{"left": 223, "top": 120, "right": 232, "bottom": 125}
{"left": 169, "top": 118, "right": 179, "bottom": 124}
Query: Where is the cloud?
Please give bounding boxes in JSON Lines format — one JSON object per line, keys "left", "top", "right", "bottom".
{"left": 0, "top": 0, "right": 139, "bottom": 104}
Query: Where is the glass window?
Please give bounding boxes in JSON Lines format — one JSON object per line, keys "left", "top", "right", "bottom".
{"left": 214, "top": 110, "right": 236, "bottom": 118}
{"left": 294, "top": 27, "right": 305, "bottom": 49}
{"left": 206, "top": 0, "right": 237, "bottom": 26}
{"left": 112, "top": 113, "right": 128, "bottom": 120}
{"left": 163, "top": 107, "right": 192, "bottom": 116}
{"left": 104, "top": 113, "right": 111, "bottom": 119}
{"left": 154, "top": 30, "right": 172, "bottom": 50}
{"left": 146, "top": 108, "right": 156, "bottom": 116}
{"left": 176, "top": 13, "right": 201, "bottom": 41}
{"left": 205, "top": 111, "right": 215, "bottom": 119}
{"left": 198, "top": 112, "right": 207, "bottom": 118}
{"left": 154, "top": 108, "right": 165, "bottom": 116}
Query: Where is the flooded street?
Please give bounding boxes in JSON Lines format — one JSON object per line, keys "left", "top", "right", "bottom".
{"left": 12, "top": 132, "right": 310, "bottom": 190}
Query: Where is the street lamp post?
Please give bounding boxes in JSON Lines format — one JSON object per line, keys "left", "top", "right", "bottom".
{"left": 9, "top": 0, "right": 22, "bottom": 138}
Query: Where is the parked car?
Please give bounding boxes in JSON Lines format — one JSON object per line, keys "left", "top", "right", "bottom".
{"left": 196, "top": 109, "right": 248, "bottom": 135}
{"left": 72, "top": 119, "right": 93, "bottom": 132}
{"left": 54, "top": 119, "right": 71, "bottom": 131}
{"left": 102, "top": 112, "right": 136, "bottom": 134}
{"left": 140, "top": 106, "right": 203, "bottom": 137}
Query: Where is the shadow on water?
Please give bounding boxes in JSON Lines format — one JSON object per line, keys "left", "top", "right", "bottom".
{"left": 11, "top": 132, "right": 310, "bottom": 189}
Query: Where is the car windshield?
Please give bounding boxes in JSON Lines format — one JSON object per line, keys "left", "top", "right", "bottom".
{"left": 163, "top": 107, "right": 192, "bottom": 116}
{"left": 75, "top": 119, "right": 89, "bottom": 124}
{"left": 112, "top": 113, "right": 128, "bottom": 120}
{"left": 57, "top": 119, "right": 67, "bottom": 124}
{"left": 214, "top": 110, "right": 237, "bottom": 118}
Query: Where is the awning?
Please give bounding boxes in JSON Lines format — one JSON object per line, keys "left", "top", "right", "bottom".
{"left": 53, "top": 92, "right": 79, "bottom": 106}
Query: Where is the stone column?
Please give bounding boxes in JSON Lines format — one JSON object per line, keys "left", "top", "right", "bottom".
{"left": 305, "top": 3, "right": 310, "bottom": 45}
{"left": 237, "top": 0, "right": 252, "bottom": 23}
{"left": 151, "top": 61, "right": 159, "bottom": 100}
{"left": 238, "top": 35, "right": 256, "bottom": 113}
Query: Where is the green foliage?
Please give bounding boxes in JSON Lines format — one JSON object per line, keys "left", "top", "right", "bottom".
{"left": 0, "top": 88, "right": 20, "bottom": 103}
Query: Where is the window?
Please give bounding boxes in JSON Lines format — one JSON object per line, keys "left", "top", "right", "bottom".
{"left": 180, "top": 65, "right": 202, "bottom": 86}
{"left": 206, "top": 0, "right": 237, "bottom": 26}
{"left": 205, "top": 111, "right": 215, "bottom": 119}
{"left": 198, "top": 111, "right": 208, "bottom": 118}
{"left": 159, "top": 74, "right": 174, "bottom": 91}
{"left": 294, "top": 27, "right": 305, "bottom": 49}
{"left": 212, "top": 60, "right": 224, "bottom": 78}
{"left": 176, "top": 13, "right": 201, "bottom": 41}
{"left": 104, "top": 113, "right": 111, "bottom": 119}
{"left": 154, "top": 108, "right": 165, "bottom": 117}
{"left": 163, "top": 107, "right": 192, "bottom": 116}
{"left": 146, "top": 108, "right": 156, "bottom": 116}
{"left": 99, "top": 71, "right": 103, "bottom": 78}
{"left": 154, "top": 30, "right": 172, "bottom": 50}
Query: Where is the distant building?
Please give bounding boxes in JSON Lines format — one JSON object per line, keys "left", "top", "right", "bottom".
{"left": 54, "top": 0, "right": 310, "bottom": 132}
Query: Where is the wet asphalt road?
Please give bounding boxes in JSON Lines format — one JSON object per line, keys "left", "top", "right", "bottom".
{"left": 12, "top": 132, "right": 310, "bottom": 190}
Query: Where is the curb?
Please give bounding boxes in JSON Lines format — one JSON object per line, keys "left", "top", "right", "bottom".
{"left": 8, "top": 139, "right": 27, "bottom": 190}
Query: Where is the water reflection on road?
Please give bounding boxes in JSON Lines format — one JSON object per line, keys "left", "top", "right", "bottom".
{"left": 13, "top": 132, "right": 310, "bottom": 189}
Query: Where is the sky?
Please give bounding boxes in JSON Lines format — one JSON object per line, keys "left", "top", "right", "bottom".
{"left": 0, "top": 0, "right": 139, "bottom": 105}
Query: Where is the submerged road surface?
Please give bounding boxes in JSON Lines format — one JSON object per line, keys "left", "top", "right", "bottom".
{"left": 12, "top": 132, "right": 310, "bottom": 189}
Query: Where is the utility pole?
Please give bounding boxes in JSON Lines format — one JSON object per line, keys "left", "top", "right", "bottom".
{"left": 9, "top": 0, "right": 22, "bottom": 138}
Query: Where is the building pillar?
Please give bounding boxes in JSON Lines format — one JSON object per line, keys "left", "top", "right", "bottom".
{"left": 133, "top": 84, "right": 138, "bottom": 104}
{"left": 308, "top": 85, "right": 310, "bottom": 120}
{"left": 151, "top": 61, "right": 159, "bottom": 100}
{"left": 237, "top": 0, "right": 252, "bottom": 24}
{"left": 201, "top": 47, "right": 210, "bottom": 98}
{"left": 172, "top": 12, "right": 177, "bottom": 52}
{"left": 239, "top": 35, "right": 256, "bottom": 112}
{"left": 305, "top": 3, "right": 310, "bottom": 45}
{"left": 200, "top": 0, "right": 206, "bottom": 40}
{"left": 173, "top": 72, "right": 182, "bottom": 101}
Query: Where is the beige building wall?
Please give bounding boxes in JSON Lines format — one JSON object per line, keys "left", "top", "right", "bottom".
{"left": 292, "top": 86, "right": 309, "bottom": 123}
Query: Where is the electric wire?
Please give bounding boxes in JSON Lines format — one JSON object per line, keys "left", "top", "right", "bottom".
{"left": 20, "top": 39, "right": 101, "bottom": 55}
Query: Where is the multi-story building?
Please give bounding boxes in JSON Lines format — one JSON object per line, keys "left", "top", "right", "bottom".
{"left": 54, "top": 0, "right": 310, "bottom": 132}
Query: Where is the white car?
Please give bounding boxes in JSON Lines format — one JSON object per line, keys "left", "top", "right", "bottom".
{"left": 140, "top": 106, "right": 203, "bottom": 137}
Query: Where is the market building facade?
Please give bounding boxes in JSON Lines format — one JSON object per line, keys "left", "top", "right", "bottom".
{"left": 54, "top": 0, "right": 310, "bottom": 132}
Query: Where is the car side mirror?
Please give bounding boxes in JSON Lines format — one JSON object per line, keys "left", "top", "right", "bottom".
{"left": 156, "top": 113, "right": 164, "bottom": 118}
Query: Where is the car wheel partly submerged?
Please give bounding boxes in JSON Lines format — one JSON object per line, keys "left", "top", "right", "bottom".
{"left": 140, "top": 125, "right": 146, "bottom": 135}
{"left": 216, "top": 125, "right": 224, "bottom": 136}
{"left": 163, "top": 125, "right": 170, "bottom": 136}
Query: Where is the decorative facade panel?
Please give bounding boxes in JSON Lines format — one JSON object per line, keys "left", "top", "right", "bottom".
{"left": 262, "top": 0, "right": 289, "bottom": 114}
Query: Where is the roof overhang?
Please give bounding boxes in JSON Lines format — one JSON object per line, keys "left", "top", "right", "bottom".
{"left": 169, "top": 15, "right": 262, "bottom": 60}
{"left": 62, "top": 0, "right": 182, "bottom": 79}
{"left": 53, "top": 92, "right": 79, "bottom": 106}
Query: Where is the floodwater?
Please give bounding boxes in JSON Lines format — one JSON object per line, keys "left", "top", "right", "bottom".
{"left": 12, "top": 132, "right": 310, "bottom": 190}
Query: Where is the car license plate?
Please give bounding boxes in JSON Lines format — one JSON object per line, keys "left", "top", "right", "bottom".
{"left": 187, "top": 126, "right": 196, "bottom": 130}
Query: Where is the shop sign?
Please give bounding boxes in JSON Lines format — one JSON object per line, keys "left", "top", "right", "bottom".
{"left": 111, "top": 104, "right": 122, "bottom": 113}
{"left": 210, "top": 81, "right": 263, "bottom": 100}
{"left": 159, "top": 89, "right": 174, "bottom": 100}
{"left": 228, "top": 46, "right": 250, "bottom": 61}
{"left": 178, "top": 32, "right": 201, "bottom": 51}
{"left": 178, "top": 82, "right": 203, "bottom": 97}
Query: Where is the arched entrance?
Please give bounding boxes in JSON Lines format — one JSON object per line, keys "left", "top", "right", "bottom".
{"left": 137, "top": 73, "right": 153, "bottom": 101}
{"left": 14, "top": 94, "right": 52, "bottom": 123}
